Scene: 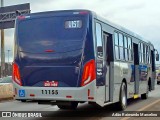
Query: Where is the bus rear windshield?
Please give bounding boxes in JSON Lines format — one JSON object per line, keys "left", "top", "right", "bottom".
{"left": 17, "top": 16, "right": 88, "bottom": 53}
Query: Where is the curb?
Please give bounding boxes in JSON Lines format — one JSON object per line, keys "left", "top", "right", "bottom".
{"left": 0, "top": 97, "right": 14, "bottom": 102}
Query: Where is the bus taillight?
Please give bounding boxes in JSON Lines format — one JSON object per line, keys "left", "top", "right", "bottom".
{"left": 17, "top": 16, "right": 26, "bottom": 20}
{"left": 81, "top": 60, "right": 96, "bottom": 86}
{"left": 12, "top": 62, "right": 22, "bottom": 86}
{"left": 79, "top": 11, "right": 88, "bottom": 15}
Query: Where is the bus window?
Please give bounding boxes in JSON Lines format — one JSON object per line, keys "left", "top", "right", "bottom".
{"left": 125, "top": 49, "right": 128, "bottom": 61}
{"left": 146, "top": 46, "right": 148, "bottom": 63}
{"left": 119, "top": 33, "right": 124, "bottom": 60}
{"left": 148, "top": 46, "right": 151, "bottom": 63}
{"left": 119, "top": 33, "right": 123, "bottom": 47}
{"left": 139, "top": 43, "right": 142, "bottom": 63}
{"left": 128, "top": 37, "right": 132, "bottom": 61}
{"left": 115, "top": 46, "right": 119, "bottom": 60}
{"left": 124, "top": 36, "right": 128, "bottom": 48}
{"left": 114, "top": 32, "right": 119, "bottom": 59}
{"left": 114, "top": 32, "right": 119, "bottom": 45}
{"left": 124, "top": 36, "right": 128, "bottom": 61}
{"left": 96, "top": 23, "right": 103, "bottom": 58}
{"left": 128, "top": 37, "right": 132, "bottom": 49}
{"left": 143, "top": 45, "right": 146, "bottom": 63}
{"left": 141, "top": 43, "right": 144, "bottom": 63}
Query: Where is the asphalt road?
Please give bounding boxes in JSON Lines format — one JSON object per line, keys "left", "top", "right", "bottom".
{"left": 0, "top": 84, "right": 160, "bottom": 120}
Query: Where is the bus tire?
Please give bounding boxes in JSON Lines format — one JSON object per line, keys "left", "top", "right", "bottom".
{"left": 141, "top": 85, "right": 149, "bottom": 99}
{"left": 21, "top": 100, "right": 27, "bottom": 102}
{"left": 57, "top": 102, "right": 78, "bottom": 110}
{"left": 118, "top": 82, "right": 127, "bottom": 110}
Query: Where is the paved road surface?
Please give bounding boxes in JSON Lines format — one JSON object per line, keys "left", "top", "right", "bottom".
{"left": 0, "top": 85, "right": 160, "bottom": 120}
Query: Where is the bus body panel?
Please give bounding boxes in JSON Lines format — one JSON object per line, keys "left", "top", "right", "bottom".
{"left": 13, "top": 9, "right": 157, "bottom": 108}
{"left": 111, "top": 61, "right": 134, "bottom": 103}
{"left": 14, "top": 10, "right": 95, "bottom": 88}
{"left": 14, "top": 80, "right": 96, "bottom": 102}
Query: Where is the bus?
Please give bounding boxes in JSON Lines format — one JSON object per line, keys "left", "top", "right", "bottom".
{"left": 13, "top": 10, "right": 159, "bottom": 110}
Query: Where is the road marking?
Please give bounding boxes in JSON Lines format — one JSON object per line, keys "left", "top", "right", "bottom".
{"left": 120, "top": 99, "right": 160, "bottom": 120}
{"left": 137, "top": 99, "right": 160, "bottom": 111}
{"left": 133, "top": 94, "right": 139, "bottom": 99}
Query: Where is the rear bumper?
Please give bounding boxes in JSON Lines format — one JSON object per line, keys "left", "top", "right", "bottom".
{"left": 13, "top": 81, "right": 96, "bottom": 102}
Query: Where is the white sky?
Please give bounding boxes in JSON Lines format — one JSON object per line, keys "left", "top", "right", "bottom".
{"left": 1, "top": 0, "right": 160, "bottom": 63}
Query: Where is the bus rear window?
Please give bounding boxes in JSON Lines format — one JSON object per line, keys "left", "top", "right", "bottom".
{"left": 17, "top": 16, "right": 88, "bottom": 53}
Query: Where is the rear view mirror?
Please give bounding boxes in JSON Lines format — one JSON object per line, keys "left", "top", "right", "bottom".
{"left": 156, "top": 54, "right": 159, "bottom": 61}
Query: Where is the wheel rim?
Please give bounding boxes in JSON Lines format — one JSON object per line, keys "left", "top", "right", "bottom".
{"left": 122, "top": 86, "right": 126, "bottom": 107}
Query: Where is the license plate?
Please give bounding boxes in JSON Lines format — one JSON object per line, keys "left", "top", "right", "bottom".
{"left": 41, "top": 90, "right": 58, "bottom": 95}
{"left": 44, "top": 81, "right": 58, "bottom": 87}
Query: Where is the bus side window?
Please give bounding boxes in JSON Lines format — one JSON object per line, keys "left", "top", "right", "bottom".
{"left": 143, "top": 44, "right": 146, "bottom": 63}
{"left": 119, "top": 33, "right": 124, "bottom": 60}
{"left": 128, "top": 37, "right": 132, "bottom": 61}
{"left": 141, "top": 43, "right": 144, "bottom": 63}
{"left": 114, "top": 32, "right": 119, "bottom": 60}
{"left": 96, "top": 23, "right": 103, "bottom": 58}
{"left": 139, "top": 43, "right": 142, "bottom": 63}
{"left": 146, "top": 45, "right": 148, "bottom": 63}
{"left": 124, "top": 36, "right": 128, "bottom": 61}
{"left": 148, "top": 46, "right": 150, "bottom": 63}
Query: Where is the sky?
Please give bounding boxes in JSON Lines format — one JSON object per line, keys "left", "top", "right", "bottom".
{"left": 1, "top": 0, "right": 160, "bottom": 63}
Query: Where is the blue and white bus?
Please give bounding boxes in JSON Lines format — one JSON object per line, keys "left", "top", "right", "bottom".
{"left": 13, "top": 10, "right": 159, "bottom": 110}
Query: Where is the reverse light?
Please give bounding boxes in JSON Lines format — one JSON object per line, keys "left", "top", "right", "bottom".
{"left": 81, "top": 60, "right": 96, "bottom": 86}
{"left": 12, "top": 62, "right": 22, "bottom": 86}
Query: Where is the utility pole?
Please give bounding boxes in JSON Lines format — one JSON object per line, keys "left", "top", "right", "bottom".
{"left": 7, "top": 50, "right": 10, "bottom": 64}
{"left": 7, "top": 50, "right": 10, "bottom": 76}
{"left": 1, "top": 0, "right": 5, "bottom": 77}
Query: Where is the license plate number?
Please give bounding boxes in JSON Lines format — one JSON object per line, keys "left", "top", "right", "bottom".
{"left": 41, "top": 90, "right": 58, "bottom": 95}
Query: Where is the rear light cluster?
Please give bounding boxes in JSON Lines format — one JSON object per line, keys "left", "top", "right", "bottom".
{"left": 17, "top": 16, "right": 30, "bottom": 20}
{"left": 79, "top": 11, "right": 88, "bottom": 15}
{"left": 17, "top": 16, "right": 26, "bottom": 20}
{"left": 12, "top": 63, "right": 22, "bottom": 86}
{"left": 81, "top": 60, "right": 96, "bottom": 86}
{"left": 73, "top": 11, "right": 88, "bottom": 15}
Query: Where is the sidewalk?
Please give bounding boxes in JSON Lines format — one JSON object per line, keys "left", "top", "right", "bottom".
{"left": 0, "top": 84, "right": 14, "bottom": 101}
{"left": 0, "top": 97, "right": 13, "bottom": 102}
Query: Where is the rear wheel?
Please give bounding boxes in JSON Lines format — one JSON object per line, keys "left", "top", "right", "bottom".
{"left": 57, "top": 102, "right": 78, "bottom": 110}
{"left": 141, "top": 85, "right": 149, "bottom": 99}
{"left": 117, "top": 82, "right": 127, "bottom": 110}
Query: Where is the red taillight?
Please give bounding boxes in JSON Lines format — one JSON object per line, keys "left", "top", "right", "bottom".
{"left": 66, "top": 96, "right": 72, "bottom": 98}
{"left": 79, "top": 11, "right": 88, "bottom": 15}
{"left": 12, "top": 62, "right": 22, "bottom": 86}
{"left": 81, "top": 60, "right": 96, "bottom": 86}
{"left": 45, "top": 49, "right": 54, "bottom": 53}
{"left": 30, "top": 94, "right": 35, "bottom": 97}
{"left": 17, "top": 16, "right": 26, "bottom": 20}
